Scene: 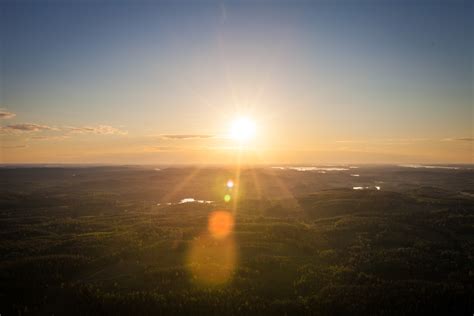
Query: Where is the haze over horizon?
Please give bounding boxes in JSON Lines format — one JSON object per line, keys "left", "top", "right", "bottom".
{"left": 1, "top": 0, "right": 472, "bottom": 164}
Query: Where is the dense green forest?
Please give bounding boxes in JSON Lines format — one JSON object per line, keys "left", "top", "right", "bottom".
{"left": 1, "top": 166, "right": 473, "bottom": 315}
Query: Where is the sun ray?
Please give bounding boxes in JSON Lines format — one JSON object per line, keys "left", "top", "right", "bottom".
{"left": 263, "top": 164, "right": 302, "bottom": 212}
{"left": 249, "top": 166, "right": 263, "bottom": 201}
{"left": 231, "top": 148, "right": 243, "bottom": 214}
{"left": 160, "top": 166, "right": 203, "bottom": 203}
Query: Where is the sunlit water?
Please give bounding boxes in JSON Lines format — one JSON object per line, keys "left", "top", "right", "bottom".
{"left": 156, "top": 198, "right": 214, "bottom": 206}
{"left": 353, "top": 186, "right": 381, "bottom": 190}
{"left": 272, "top": 166, "right": 352, "bottom": 172}
{"left": 179, "top": 198, "right": 213, "bottom": 204}
{"left": 399, "top": 164, "right": 460, "bottom": 170}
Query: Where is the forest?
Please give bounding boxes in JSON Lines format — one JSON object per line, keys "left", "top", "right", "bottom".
{"left": 0, "top": 165, "right": 473, "bottom": 315}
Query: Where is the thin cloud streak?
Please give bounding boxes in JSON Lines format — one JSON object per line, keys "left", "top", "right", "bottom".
{"left": 336, "top": 138, "right": 429, "bottom": 144}
{"left": 30, "top": 135, "right": 70, "bottom": 141}
{"left": 1, "top": 144, "right": 27, "bottom": 149}
{"left": 456, "top": 138, "right": 474, "bottom": 142}
{"left": 442, "top": 137, "right": 474, "bottom": 142}
{"left": 0, "top": 109, "right": 16, "bottom": 120}
{"left": 67, "top": 125, "right": 127, "bottom": 135}
{"left": 144, "top": 146, "right": 184, "bottom": 152}
{"left": 1, "top": 123, "right": 127, "bottom": 138}
{"left": 0, "top": 123, "right": 57, "bottom": 133}
{"left": 160, "top": 134, "right": 214, "bottom": 140}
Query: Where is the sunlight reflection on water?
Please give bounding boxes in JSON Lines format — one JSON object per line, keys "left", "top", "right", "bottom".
{"left": 353, "top": 186, "right": 381, "bottom": 190}
{"left": 179, "top": 198, "right": 213, "bottom": 204}
{"left": 272, "top": 166, "right": 350, "bottom": 171}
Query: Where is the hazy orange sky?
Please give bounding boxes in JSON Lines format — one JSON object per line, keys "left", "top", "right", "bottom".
{"left": 1, "top": 1, "right": 472, "bottom": 164}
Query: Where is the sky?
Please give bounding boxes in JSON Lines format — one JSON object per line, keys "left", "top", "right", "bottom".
{"left": 0, "top": 0, "right": 472, "bottom": 164}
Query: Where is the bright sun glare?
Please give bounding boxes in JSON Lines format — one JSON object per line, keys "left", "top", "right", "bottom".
{"left": 230, "top": 117, "right": 256, "bottom": 142}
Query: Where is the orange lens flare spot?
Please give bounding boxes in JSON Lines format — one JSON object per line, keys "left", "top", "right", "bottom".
{"left": 208, "top": 211, "right": 234, "bottom": 239}
{"left": 186, "top": 235, "right": 237, "bottom": 286}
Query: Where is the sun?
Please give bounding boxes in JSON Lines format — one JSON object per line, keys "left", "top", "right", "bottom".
{"left": 230, "top": 117, "right": 256, "bottom": 142}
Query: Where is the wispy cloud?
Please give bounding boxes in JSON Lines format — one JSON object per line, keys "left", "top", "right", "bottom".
{"left": 1, "top": 144, "right": 27, "bottom": 149}
{"left": 336, "top": 138, "right": 429, "bottom": 144}
{"left": 145, "top": 146, "right": 184, "bottom": 152}
{"left": 335, "top": 140, "right": 367, "bottom": 144}
{"left": 456, "top": 137, "right": 474, "bottom": 142}
{"left": 67, "top": 125, "right": 127, "bottom": 135}
{"left": 0, "top": 109, "right": 16, "bottom": 120}
{"left": 0, "top": 123, "right": 57, "bottom": 133}
{"left": 143, "top": 145, "right": 215, "bottom": 152}
{"left": 442, "top": 137, "right": 473, "bottom": 142}
{"left": 160, "top": 134, "right": 214, "bottom": 140}
{"left": 30, "top": 135, "right": 70, "bottom": 141}
{"left": 1, "top": 122, "right": 127, "bottom": 139}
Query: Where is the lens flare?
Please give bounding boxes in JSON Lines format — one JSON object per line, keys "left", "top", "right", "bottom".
{"left": 224, "top": 194, "right": 231, "bottom": 202}
{"left": 186, "top": 211, "right": 237, "bottom": 286}
{"left": 226, "top": 179, "right": 234, "bottom": 189}
{"left": 186, "top": 234, "right": 237, "bottom": 286}
{"left": 208, "top": 210, "right": 234, "bottom": 239}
